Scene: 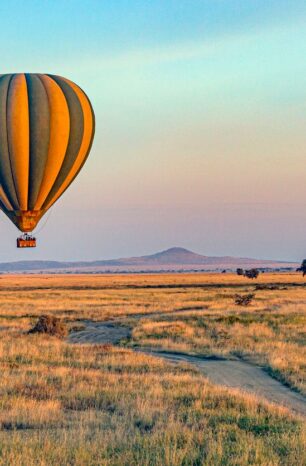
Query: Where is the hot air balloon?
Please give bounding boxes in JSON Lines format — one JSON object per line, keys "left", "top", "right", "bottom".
{"left": 0, "top": 73, "right": 95, "bottom": 247}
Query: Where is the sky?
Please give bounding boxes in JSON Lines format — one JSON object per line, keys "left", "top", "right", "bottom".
{"left": 0, "top": 0, "right": 306, "bottom": 262}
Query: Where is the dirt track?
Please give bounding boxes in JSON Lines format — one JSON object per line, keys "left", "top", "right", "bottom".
{"left": 69, "top": 320, "right": 306, "bottom": 417}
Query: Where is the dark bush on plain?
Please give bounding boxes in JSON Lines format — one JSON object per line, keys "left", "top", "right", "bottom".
{"left": 28, "top": 315, "right": 67, "bottom": 337}
{"left": 234, "top": 293, "right": 255, "bottom": 306}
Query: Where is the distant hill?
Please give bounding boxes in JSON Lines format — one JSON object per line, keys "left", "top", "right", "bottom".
{"left": 0, "top": 247, "right": 299, "bottom": 273}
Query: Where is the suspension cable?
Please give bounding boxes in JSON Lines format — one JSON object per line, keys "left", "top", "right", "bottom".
{"left": 33, "top": 209, "right": 53, "bottom": 235}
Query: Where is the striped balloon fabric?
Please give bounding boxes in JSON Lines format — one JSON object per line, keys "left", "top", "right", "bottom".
{"left": 0, "top": 73, "right": 95, "bottom": 232}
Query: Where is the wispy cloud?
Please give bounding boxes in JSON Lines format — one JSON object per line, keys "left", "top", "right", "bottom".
{"left": 92, "top": 17, "right": 305, "bottom": 70}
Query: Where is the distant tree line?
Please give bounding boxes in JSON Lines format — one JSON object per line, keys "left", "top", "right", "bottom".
{"left": 236, "top": 260, "right": 306, "bottom": 278}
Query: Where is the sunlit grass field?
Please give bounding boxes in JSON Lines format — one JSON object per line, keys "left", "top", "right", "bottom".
{"left": 0, "top": 272, "right": 305, "bottom": 465}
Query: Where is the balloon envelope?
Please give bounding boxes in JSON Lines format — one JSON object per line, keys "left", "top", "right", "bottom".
{"left": 0, "top": 73, "right": 95, "bottom": 232}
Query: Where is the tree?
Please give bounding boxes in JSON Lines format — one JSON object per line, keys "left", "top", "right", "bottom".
{"left": 244, "top": 268, "right": 259, "bottom": 279}
{"left": 236, "top": 268, "right": 244, "bottom": 276}
{"left": 297, "top": 259, "right": 306, "bottom": 276}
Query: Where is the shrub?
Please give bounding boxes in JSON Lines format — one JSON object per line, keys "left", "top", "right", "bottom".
{"left": 255, "top": 284, "right": 281, "bottom": 290}
{"left": 234, "top": 293, "right": 255, "bottom": 306}
{"left": 28, "top": 315, "right": 67, "bottom": 338}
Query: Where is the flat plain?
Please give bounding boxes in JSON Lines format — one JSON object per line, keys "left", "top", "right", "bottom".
{"left": 0, "top": 272, "right": 305, "bottom": 465}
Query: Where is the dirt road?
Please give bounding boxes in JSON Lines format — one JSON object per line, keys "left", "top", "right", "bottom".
{"left": 69, "top": 321, "right": 306, "bottom": 417}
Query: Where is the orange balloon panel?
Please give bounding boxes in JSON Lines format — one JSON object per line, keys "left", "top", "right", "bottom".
{"left": 0, "top": 73, "right": 95, "bottom": 232}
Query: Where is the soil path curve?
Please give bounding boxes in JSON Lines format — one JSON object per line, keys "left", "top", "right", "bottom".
{"left": 69, "top": 320, "right": 306, "bottom": 417}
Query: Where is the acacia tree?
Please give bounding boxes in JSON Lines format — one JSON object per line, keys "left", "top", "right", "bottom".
{"left": 244, "top": 268, "right": 259, "bottom": 279}
{"left": 297, "top": 259, "right": 306, "bottom": 276}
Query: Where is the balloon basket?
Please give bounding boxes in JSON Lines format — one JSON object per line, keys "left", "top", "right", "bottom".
{"left": 17, "top": 234, "right": 36, "bottom": 248}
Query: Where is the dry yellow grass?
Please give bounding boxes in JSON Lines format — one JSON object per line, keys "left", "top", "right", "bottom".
{"left": 0, "top": 272, "right": 304, "bottom": 465}
{"left": 0, "top": 333, "right": 304, "bottom": 465}
{"left": 0, "top": 273, "right": 305, "bottom": 391}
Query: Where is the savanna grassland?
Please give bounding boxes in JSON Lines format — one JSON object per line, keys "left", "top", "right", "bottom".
{"left": 0, "top": 273, "right": 305, "bottom": 465}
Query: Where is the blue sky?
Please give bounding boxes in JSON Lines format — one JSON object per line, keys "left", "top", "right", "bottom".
{"left": 0, "top": 1, "right": 306, "bottom": 261}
